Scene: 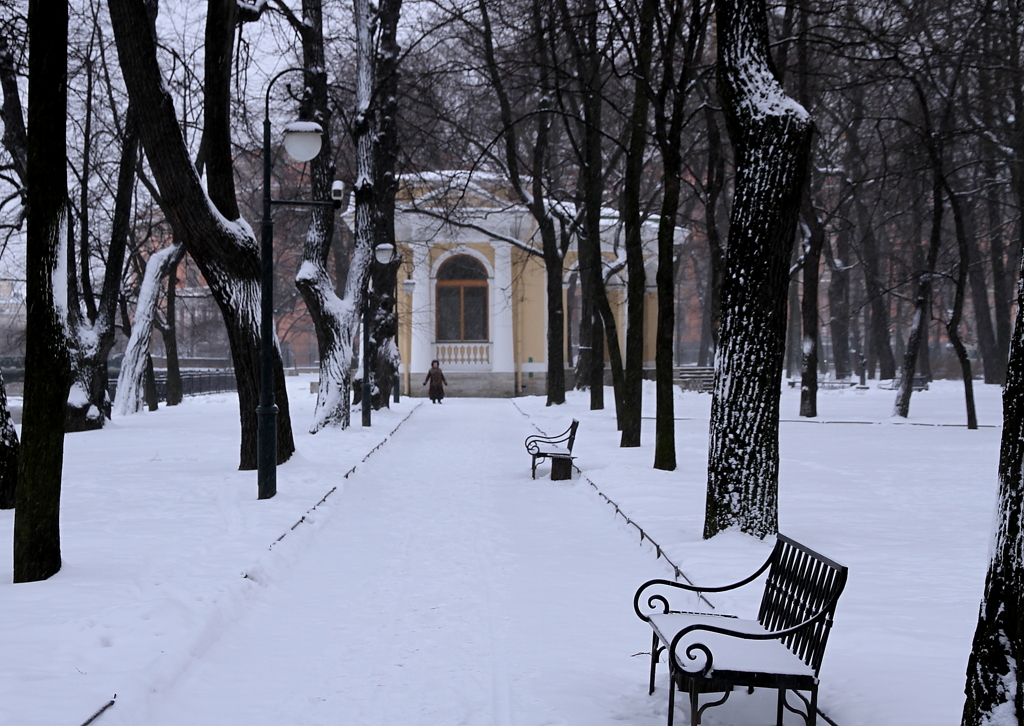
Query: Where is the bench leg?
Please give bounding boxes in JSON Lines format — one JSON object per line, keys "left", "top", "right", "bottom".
{"left": 689, "top": 681, "right": 700, "bottom": 726}
{"left": 531, "top": 455, "right": 538, "bottom": 479}
{"left": 777, "top": 688, "right": 785, "bottom": 726}
{"left": 666, "top": 670, "right": 676, "bottom": 726}
{"left": 649, "top": 631, "right": 660, "bottom": 695}
{"left": 550, "top": 456, "right": 572, "bottom": 480}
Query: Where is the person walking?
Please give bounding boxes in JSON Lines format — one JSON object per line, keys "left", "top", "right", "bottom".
{"left": 423, "top": 359, "right": 447, "bottom": 404}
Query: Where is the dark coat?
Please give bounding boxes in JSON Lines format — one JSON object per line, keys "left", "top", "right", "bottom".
{"left": 423, "top": 367, "right": 447, "bottom": 400}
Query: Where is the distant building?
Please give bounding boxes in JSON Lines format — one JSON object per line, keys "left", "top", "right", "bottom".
{"left": 388, "top": 172, "right": 687, "bottom": 398}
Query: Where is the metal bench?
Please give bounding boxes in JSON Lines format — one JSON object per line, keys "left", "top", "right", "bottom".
{"left": 877, "top": 375, "right": 929, "bottom": 391}
{"left": 673, "top": 366, "right": 715, "bottom": 392}
{"left": 524, "top": 420, "right": 578, "bottom": 480}
{"left": 633, "top": 534, "right": 848, "bottom": 726}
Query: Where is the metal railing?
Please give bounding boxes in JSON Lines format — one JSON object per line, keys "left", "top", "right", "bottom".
{"left": 108, "top": 370, "right": 237, "bottom": 403}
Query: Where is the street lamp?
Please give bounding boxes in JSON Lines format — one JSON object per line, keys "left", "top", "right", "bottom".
{"left": 362, "top": 242, "right": 396, "bottom": 427}
{"left": 258, "top": 68, "right": 332, "bottom": 500}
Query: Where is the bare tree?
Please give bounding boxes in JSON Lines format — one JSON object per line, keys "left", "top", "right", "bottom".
{"left": 107, "top": 0, "right": 296, "bottom": 469}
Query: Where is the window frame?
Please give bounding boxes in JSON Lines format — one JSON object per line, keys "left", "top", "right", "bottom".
{"left": 435, "top": 256, "right": 489, "bottom": 342}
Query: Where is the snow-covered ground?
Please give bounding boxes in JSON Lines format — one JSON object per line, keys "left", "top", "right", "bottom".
{"left": 0, "top": 375, "right": 1000, "bottom": 725}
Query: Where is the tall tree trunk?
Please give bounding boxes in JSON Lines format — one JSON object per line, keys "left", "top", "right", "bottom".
{"left": 796, "top": 3, "right": 822, "bottom": 418}
{"left": 826, "top": 220, "right": 853, "bottom": 379}
{"left": 478, "top": 0, "right": 566, "bottom": 406}
{"left": 115, "top": 245, "right": 183, "bottom": 416}
{"left": 619, "top": 0, "right": 654, "bottom": 448}
{"left": 0, "top": 32, "right": 28, "bottom": 187}
{"left": 964, "top": 198, "right": 1001, "bottom": 385}
{"left": 847, "top": 88, "right": 896, "bottom": 380}
{"left": 274, "top": 0, "right": 369, "bottom": 431}
{"left": 947, "top": 191, "right": 978, "bottom": 429}
{"left": 107, "top": 0, "right": 295, "bottom": 469}
{"left": 962, "top": 268, "right": 1024, "bottom": 726}
{"left": 161, "top": 256, "right": 183, "bottom": 406}
{"left": 702, "top": 98, "right": 726, "bottom": 362}
{"left": 895, "top": 90, "right": 946, "bottom": 419}
{"left": 0, "top": 32, "right": 28, "bottom": 510}
{"left": 367, "top": 0, "right": 402, "bottom": 410}
{"left": 650, "top": 0, "right": 709, "bottom": 468}
{"left": 785, "top": 255, "right": 801, "bottom": 378}
{"left": 14, "top": 0, "right": 72, "bottom": 583}
{"left": 653, "top": 162, "right": 680, "bottom": 468}
{"left": 0, "top": 369, "right": 19, "bottom": 510}
{"left": 704, "top": 0, "right": 812, "bottom": 540}
{"left": 799, "top": 191, "right": 825, "bottom": 417}
{"left": 559, "top": 0, "right": 605, "bottom": 410}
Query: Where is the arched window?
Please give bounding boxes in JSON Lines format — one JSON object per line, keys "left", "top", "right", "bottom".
{"left": 436, "top": 255, "right": 488, "bottom": 341}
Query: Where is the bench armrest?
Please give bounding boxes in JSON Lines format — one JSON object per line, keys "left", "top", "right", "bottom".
{"left": 666, "top": 598, "right": 842, "bottom": 677}
{"left": 524, "top": 420, "right": 579, "bottom": 455}
{"left": 633, "top": 552, "right": 775, "bottom": 621}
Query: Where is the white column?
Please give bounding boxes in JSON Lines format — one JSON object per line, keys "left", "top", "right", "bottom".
{"left": 491, "top": 242, "right": 514, "bottom": 372}
{"left": 409, "top": 242, "right": 432, "bottom": 376}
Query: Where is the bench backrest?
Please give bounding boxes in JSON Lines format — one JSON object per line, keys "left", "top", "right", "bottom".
{"left": 757, "top": 534, "right": 848, "bottom": 675}
{"left": 566, "top": 420, "right": 579, "bottom": 452}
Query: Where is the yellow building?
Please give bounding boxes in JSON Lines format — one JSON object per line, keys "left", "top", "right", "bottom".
{"left": 392, "top": 172, "right": 668, "bottom": 398}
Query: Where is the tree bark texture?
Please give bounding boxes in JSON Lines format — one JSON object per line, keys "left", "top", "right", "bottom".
{"left": 161, "top": 256, "right": 183, "bottom": 406}
{"left": 704, "top": 0, "right": 812, "bottom": 541}
{"left": 107, "top": 0, "right": 295, "bottom": 469}
{"left": 14, "top": 0, "right": 72, "bottom": 583}
{"left": 962, "top": 265, "right": 1024, "bottom": 725}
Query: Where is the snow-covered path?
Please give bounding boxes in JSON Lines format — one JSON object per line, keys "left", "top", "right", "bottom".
{"left": 127, "top": 400, "right": 670, "bottom": 726}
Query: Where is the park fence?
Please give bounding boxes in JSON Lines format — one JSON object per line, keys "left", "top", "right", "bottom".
{"left": 107, "top": 370, "right": 237, "bottom": 404}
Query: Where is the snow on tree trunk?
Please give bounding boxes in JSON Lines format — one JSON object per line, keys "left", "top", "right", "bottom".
{"left": 114, "top": 244, "right": 181, "bottom": 417}
{"left": 66, "top": 108, "right": 139, "bottom": 432}
{"left": 704, "top": 0, "right": 812, "bottom": 541}
{"left": 108, "top": 0, "right": 295, "bottom": 470}
{"left": 962, "top": 264, "right": 1024, "bottom": 724}
{"left": 278, "top": 0, "right": 361, "bottom": 432}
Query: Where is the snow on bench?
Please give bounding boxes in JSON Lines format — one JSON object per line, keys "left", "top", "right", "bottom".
{"left": 633, "top": 534, "right": 848, "bottom": 726}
